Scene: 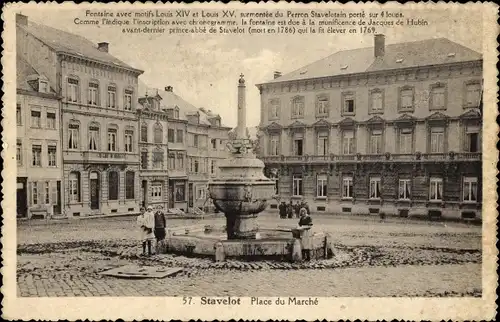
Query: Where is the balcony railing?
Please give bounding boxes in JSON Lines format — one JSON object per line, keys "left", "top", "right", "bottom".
{"left": 260, "top": 152, "right": 482, "bottom": 164}
{"left": 64, "top": 150, "right": 139, "bottom": 164}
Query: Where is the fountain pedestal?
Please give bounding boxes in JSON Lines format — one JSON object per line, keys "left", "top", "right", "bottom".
{"left": 210, "top": 152, "right": 275, "bottom": 240}
{"left": 209, "top": 74, "right": 275, "bottom": 240}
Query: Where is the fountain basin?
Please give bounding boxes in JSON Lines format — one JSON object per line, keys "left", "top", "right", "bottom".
{"left": 159, "top": 225, "right": 333, "bottom": 262}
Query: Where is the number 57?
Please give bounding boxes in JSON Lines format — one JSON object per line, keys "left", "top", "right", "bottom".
{"left": 183, "top": 297, "right": 193, "bottom": 305}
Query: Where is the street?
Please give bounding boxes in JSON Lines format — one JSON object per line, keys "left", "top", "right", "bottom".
{"left": 17, "top": 213, "right": 482, "bottom": 297}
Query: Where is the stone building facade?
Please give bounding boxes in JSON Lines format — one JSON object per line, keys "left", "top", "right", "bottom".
{"left": 16, "top": 55, "right": 63, "bottom": 218}
{"left": 137, "top": 91, "right": 170, "bottom": 209}
{"left": 17, "top": 14, "right": 144, "bottom": 217}
{"left": 257, "top": 35, "right": 483, "bottom": 220}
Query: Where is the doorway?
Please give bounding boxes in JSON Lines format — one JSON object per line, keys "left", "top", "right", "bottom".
{"left": 54, "top": 181, "right": 62, "bottom": 215}
{"left": 16, "top": 177, "right": 27, "bottom": 217}
{"left": 168, "top": 182, "right": 174, "bottom": 209}
{"left": 141, "top": 180, "right": 147, "bottom": 207}
{"left": 90, "top": 171, "right": 100, "bottom": 210}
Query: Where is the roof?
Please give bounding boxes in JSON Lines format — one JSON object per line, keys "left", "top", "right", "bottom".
{"left": 138, "top": 80, "right": 228, "bottom": 127}
{"left": 17, "top": 55, "right": 57, "bottom": 95}
{"left": 17, "top": 21, "right": 142, "bottom": 73}
{"left": 262, "top": 38, "right": 482, "bottom": 84}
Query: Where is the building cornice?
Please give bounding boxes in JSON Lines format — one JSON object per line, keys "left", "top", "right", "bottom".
{"left": 16, "top": 88, "right": 62, "bottom": 100}
{"left": 260, "top": 110, "right": 481, "bottom": 131}
{"left": 59, "top": 52, "right": 144, "bottom": 76}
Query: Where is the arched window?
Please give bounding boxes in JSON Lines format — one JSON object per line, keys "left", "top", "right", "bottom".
{"left": 69, "top": 172, "right": 81, "bottom": 202}
{"left": 125, "top": 171, "right": 135, "bottom": 199}
{"left": 108, "top": 171, "right": 119, "bottom": 200}
{"left": 141, "top": 123, "right": 148, "bottom": 142}
{"left": 154, "top": 123, "right": 163, "bottom": 144}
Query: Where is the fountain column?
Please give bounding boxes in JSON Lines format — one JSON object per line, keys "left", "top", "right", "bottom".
{"left": 209, "top": 74, "right": 276, "bottom": 240}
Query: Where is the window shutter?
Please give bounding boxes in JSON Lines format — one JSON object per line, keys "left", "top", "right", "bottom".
{"left": 37, "top": 181, "right": 43, "bottom": 206}
{"left": 51, "top": 182, "right": 57, "bottom": 206}
{"left": 28, "top": 182, "right": 32, "bottom": 206}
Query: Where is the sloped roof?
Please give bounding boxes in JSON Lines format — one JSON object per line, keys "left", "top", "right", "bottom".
{"left": 138, "top": 80, "right": 227, "bottom": 127}
{"left": 17, "top": 55, "right": 57, "bottom": 95}
{"left": 263, "top": 38, "right": 482, "bottom": 84}
{"left": 17, "top": 20, "right": 142, "bottom": 73}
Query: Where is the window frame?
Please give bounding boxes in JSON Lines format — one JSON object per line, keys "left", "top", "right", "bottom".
{"left": 342, "top": 176, "right": 353, "bottom": 199}
{"left": 341, "top": 92, "right": 356, "bottom": 116}
{"left": 31, "top": 144, "right": 42, "bottom": 167}
{"left": 369, "top": 88, "right": 384, "bottom": 114}
{"left": 429, "top": 177, "right": 443, "bottom": 202}
{"left": 398, "top": 178, "right": 411, "bottom": 200}
{"left": 292, "top": 175, "right": 303, "bottom": 197}
{"left": 369, "top": 176, "right": 381, "bottom": 200}
{"left": 316, "top": 174, "right": 328, "bottom": 198}
{"left": 429, "top": 83, "right": 447, "bottom": 111}
{"left": 462, "top": 177, "right": 478, "bottom": 203}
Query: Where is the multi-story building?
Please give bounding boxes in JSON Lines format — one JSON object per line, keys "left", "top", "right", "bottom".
{"left": 17, "top": 14, "right": 144, "bottom": 217}
{"left": 138, "top": 83, "right": 231, "bottom": 213}
{"left": 137, "top": 91, "right": 170, "bottom": 209}
{"left": 16, "top": 54, "right": 63, "bottom": 218}
{"left": 257, "top": 35, "right": 483, "bottom": 220}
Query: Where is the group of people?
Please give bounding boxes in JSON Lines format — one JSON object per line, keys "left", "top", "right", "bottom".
{"left": 278, "top": 200, "right": 311, "bottom": 219}
{"left": 136, "top": 205, "right": 167, "bottom": 256}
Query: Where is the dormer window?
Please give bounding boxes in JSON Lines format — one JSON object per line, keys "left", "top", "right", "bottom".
{"left": 447, "top": 53, "right": 456, "bottom": 57}
{"left": 174, "top": 107, "right": 180, "bottom": 119}
{"left": 340, "top": 65, "right": 348, "bottom": 70}
{"left": 396, "top": 58, "right": 404, "bottom": 63}
{"left": 39, "top": 80, "right": 48, "bottom": 93}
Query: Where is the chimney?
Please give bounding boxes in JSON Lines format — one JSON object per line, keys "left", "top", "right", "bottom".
{"left": 16, "top": 14, "right": 28, "bottom": 26}
{"left": 97, "top": 42, "right": 109, "bottom": 53}
{"left": 165, "top": 86, "right": 173, "bottom": 92}
{"left": 374, "top": 34, "right": 385, "bottom": 58}
{"left": 273, "top": 71, "right": 282, "bottom": 79}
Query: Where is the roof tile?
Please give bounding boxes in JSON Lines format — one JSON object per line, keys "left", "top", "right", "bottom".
{"left": 264, "top": 38, "right": 481, "bottom": 84}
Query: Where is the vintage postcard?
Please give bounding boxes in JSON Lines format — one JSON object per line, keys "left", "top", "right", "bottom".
{"left": 1, "top": 1, "right": 498, "bottom": 320}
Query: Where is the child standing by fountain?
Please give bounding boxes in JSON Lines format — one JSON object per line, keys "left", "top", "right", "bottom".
{"left": 137, "top": 206, "right": 155, "bottom": 256}
{"left": 154, "top": 205, "right": 167, "bottom": 252}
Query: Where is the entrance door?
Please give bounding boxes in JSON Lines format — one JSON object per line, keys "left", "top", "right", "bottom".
{"left": 141, "top": 180, "right": 147, "bottom": 207}
{"left": 168, "top": 182, "right": 174, "bottom": 209}
{"left": 54, "top": 181, "right": 62, "bottom": 215}
{"left": 188, "top": 183, "right": 194, "bottom": 208}
{"left": 90, "top": 172, "right": 100, "bottom": 210}
{"left": 16, "top": 178, "right": 27, "bottom": 217}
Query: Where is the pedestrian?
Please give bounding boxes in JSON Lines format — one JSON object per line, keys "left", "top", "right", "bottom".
{"left": 298, "top": 207, "right": 313, "bottom": 261}
{"left": 154, "top": 205, "right": 167, "bottom": 252}
{"left": 303, "top": 201, "right": 311, "bottom": 215}
{"left": 294, "top": 201, "right": 301, "bottom": 218}
{"left": 287, "top": 201, "right": 293, "bottom": 219}
{"left": 137, "top": 205, "right": 155, "bottom": 256}
{"left": 278, "top": 201, "right": 287, "bottom": 219}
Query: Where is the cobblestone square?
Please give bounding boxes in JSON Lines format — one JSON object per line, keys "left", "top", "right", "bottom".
{"left": 17, "top": 214, "right": 482, "bottom": 297}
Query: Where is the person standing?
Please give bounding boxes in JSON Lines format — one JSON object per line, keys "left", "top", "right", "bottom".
{"left": 298, "top": 207, "right": 313, "bottom": 261}
{"left": 278, "top": 201, "right": 287, "bottom": 219}
{"left": 294, "top": 201, "right": 301, "bottom": 218}
{"left": 137, "top": 206, "right": 155, "bottom": 256}
{"left": 287, "top": 201, "right": 294, "bottom": 219}
{"left": 154, "top": 205, "right": 167, "bottom": 252}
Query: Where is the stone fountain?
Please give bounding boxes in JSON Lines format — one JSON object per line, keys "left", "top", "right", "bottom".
{"left": 209, "top": 74, "right": 276, "bottom": 240}
{"left": 160, "top": 74, "right": 333, "bottom": 262}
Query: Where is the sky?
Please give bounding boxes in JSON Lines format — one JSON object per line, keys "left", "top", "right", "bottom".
{"left": 18, "top": 5, "right": 484, "bottom": 127}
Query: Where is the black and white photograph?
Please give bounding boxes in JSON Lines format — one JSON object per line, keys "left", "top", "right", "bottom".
{"left": 2, "top": 2, "right": 498, "bottom": 321}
